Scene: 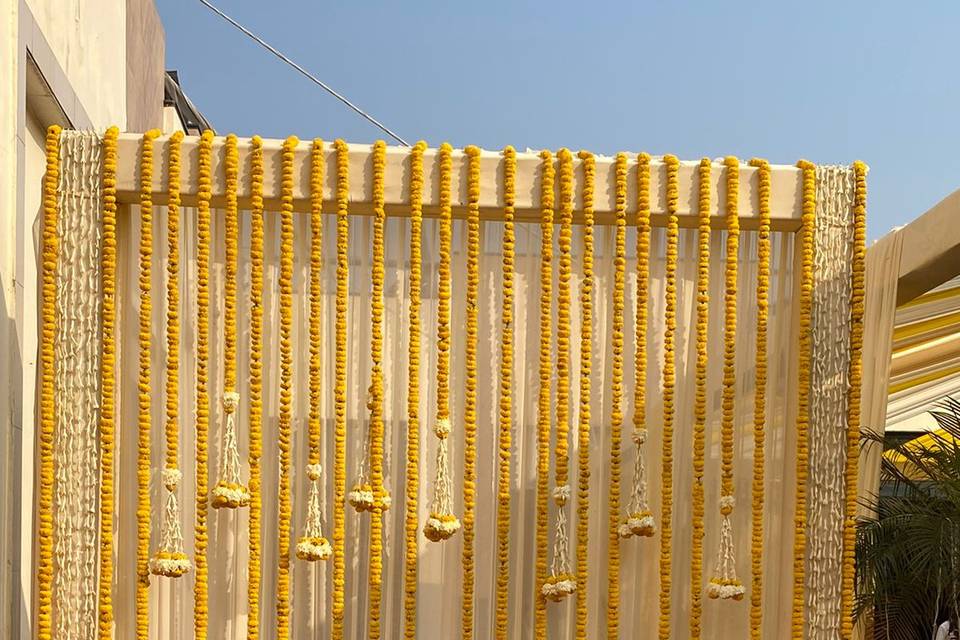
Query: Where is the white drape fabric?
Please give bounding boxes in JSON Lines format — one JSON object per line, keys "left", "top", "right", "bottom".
{"left": 105, "top": 204, "right": 800, "bottom": 639}
{"left": 53, "top": 131, "right": 102, "bottom": 640}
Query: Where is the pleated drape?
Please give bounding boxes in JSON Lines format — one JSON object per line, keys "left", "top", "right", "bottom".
{"left": 111, "top": 205, "right": 798, "bottom": 639}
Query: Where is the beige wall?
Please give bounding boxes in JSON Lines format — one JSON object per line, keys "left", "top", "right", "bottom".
{"left": 0, "top": 0, "right": 165, "bottom": 636}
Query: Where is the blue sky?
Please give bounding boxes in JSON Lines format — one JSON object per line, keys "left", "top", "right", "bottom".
{"left": 159, "top": 1, "right": 960, "bottom": 240}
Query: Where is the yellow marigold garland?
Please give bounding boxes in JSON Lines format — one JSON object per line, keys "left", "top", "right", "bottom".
{"left": 38, "top": 124, "right": 61, "bottom": 640}
{"left": 276, "top": 136, "right": 297, "bottom": 639}
{"left": 543, "top": 148, "right": 575, "bottom": 602}
{"left": 332, "top": 138, "right": 350, "bottom": 639}
{"left": 404, "top": 141, "right": 428, "bottom": 639}
{"left": 708, "top": 157, "right": 745, "bottom": 601}
{"left": 841, "top": 162, "right": 867, "bottom": 639}
{"left": 495, "top": 146, "right": 517, "bottom": 640}
{"left": 194, "top": 129, "right": 214, "bottom": 640}
{"left": 575, "top": 150, "right": 595, "bottom": 638}
{"left": 748, "top": 158, "right": 772, "bottom": 635}
{"left": 534, "top": 150, "right": 555, "bottom": 634}
{"left": 97, "top": 126, "right": 119, "bottom": 639}
{"left": 136, "top": 129, "right": 160, "bottom": 639}
{"left": 247, "top": 135, "right": 266, "bottom": 639}
{"left": 462, "top": 145, "right": 481, "bottom": 637}
{"left": 658, "top": 154, "right": 680, "bottom": 640}
{"left": 297, "top": 138, "right": 332, "bottom": 564}
{"left": 690, "top": 158, "right": 712, "bottom": 638}
{"left": 792, "top": 159, "right": 816, "bottom": 638}
{"left": 606, "top": 152, "right": 628, "bottom": 638}
{"left": 622, "top": 153, "right": 655, "bottom": 540}
{"left": 212, "top": 134, "right": 250, "bottom": 510}
{"left": 151, "top": 130, "right": 191, "bottom": 578}
{"left": 424, "top": 143, "right": 460, "bottom": 542}
{"left": 367, "top": 140, "right": 388, "bottom": 639}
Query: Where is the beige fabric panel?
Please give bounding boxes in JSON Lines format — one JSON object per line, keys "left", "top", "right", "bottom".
{"left": 106, "top": 207, "right": 800, "bottom": 639}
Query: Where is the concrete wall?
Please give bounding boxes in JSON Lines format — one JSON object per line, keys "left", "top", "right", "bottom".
{"left": 0, "top": 0, "right": 165, "bottom": 636}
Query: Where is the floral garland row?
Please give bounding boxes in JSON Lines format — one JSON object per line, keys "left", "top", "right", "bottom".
{"left": 424, "top": 143, "right": 460, "bottom": 542}
{"left": 193, "top": 129, "right": 214, "bottom": 640}
{"left": 404, "top": 140, "right": 428, "bottom": 639}
{"left": 708, "top": 157, "right": 745, "bottom": 602}
{"left": 749, "top": 158, "right": 772, "bottom": 637}
{"left": 841, "top": 162, "right": 867, "bottom": 639}
{"left": 495, "top": 146, "right": 517, "bottom": 640}
{"left": 38, "top": 124, "right": 61, "bottom": 640}
{"left": 543, "top": 148, "right": 576, "bottom": 602}
{"left": 97, "top": 126, "right": 119, "bottom": 639}
{"left": 332, "top": 138, "right": 350, "bottom": 640}
{"left": 792, "top": 159, "right": 817, "bottom": 639}
{"left": 606, "top": 152, "right": 628, "bottom": 639}
{"left": 297, "top": 139, "right": 332, "bottom": 564}
{"left": 247, "top": 135, "right": 266, "bottom": 639}
{"left": 690, "top": 157, "right": 712, "bottom": 638}
{"left": 136, "top": 129, "right": 161, "bottom": 639}
{"left": 575, "top": 150, "right": 596, "bottom": 638}
{"left": 275, "top": 135, "right": 297, "bottom": 639}
{"left": 658, "top": 154, "right": 680, "bottom": 640}
{"left": 534, "top": 150, "right": 555, "bottom": 636}
{"left": 150, "top": 130, "right": 190, "bottom": 579}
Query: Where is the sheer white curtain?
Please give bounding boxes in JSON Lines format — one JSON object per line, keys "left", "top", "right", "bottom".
{"left": 110, "top": 205, "right": 798, "bottom": 639}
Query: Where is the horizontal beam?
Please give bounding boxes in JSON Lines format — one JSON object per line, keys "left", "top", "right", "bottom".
{"left": 115, "top": 133, "right": 805, "bottom": 232}
{"left": 897, "top": 188, "right": 960, "bottom": 305}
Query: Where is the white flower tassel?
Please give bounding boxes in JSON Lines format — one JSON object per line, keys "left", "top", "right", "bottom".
{"left": 707, "top": 495, "right": 745, "bottom": 600}
{"left": 424, "top": 417, "right": 460, "bottom": 542}
{"left": 296, "top": 463, "right": 332, "bottom": 561}
{"left": 150, "top": 468, "right": 191, "bottom": 577}
{"left": 542, "top": 484, "right": 576, "bottom": 601}
{"left": 620, "top": 429, "right": 656, "bottom": 538}
{"left": 212, "top": 391, "right": 250, "bottom": 509}
{"left": 349, "top": 388, "right": 377, "bottom": 512}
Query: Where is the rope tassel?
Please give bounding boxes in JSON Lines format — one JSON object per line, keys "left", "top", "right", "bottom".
{"left": 296, "top": 464, "right": 332, "bottom": 561}
{"left": 621, "top": 429, "right": 655, "bottom": 538}
{"left": 424, "top": 419, "right": 460, "bottom": 541}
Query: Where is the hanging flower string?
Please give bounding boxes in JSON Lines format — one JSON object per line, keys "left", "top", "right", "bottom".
{"left": 404, "top": 141, "right": 428, "bottom": 639}
{"left": 38, "top": 124, "right": 61, "bottom": 640}
{"left": 247, "top": 135, "right": 265, "bottom": 639}
{"left": 424, "top": 142, "right": 461, "bottom": 542}
{"left": 151, "top": 130, "right": 191, "bottom": 577}
{"left": 212, "top": 134, "right": 250, "bottom": 510}
{"left": 97, "top": 126, "right": 119, "bottom": 639}
{"left": 367, "top": 140, "right": 388, "bottom": 638}
{"left": 658, "top": 154, "right": 681, "bottom": 640}
{"left": 543, "top": 148, "right": 576, "bottom": 602}
{"left": 495, "top": 146, "right": 517, "bottom": 640}
{"left": 708, "top": 157, "right": 745, "bottom": 601}
{"left": 297, "top": 138, "right": 332, "bottom": 562}
{"left": 607, "top": 152, "right": 628, "bottom": 638}
{"left": 622, "top": 152, "right": 656, "bottom": 540}
{"left": 332, "top": 139, "right": 350, "bottom": 639}
{"left": 575, "top": 150, "right": 596, "bottom": 638}
{"left": 534, "top": 150, "right": 555, "bottom": 633}
{"left": 136, "top": 129, "right": 161, "bottom": 639}
{"left": 193, "top": 129, "right": 214, "bottom": 640}
{"left": 275, "top": 136, "right": 298, "bottom": 639}
{"left": 748, "top": 158, "right": 772, "bottom": 634}
{"left": 792, "top": 159, "right": 816, "bottom": 638}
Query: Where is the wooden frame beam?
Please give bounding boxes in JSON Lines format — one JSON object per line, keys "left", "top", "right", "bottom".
{"left": 114, "top": 133, "right": 805, "bottom": 231}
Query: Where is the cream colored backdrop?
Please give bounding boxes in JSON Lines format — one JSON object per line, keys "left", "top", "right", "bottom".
{"left": 109, "top": 205, "right": 798, "bottom": 639}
